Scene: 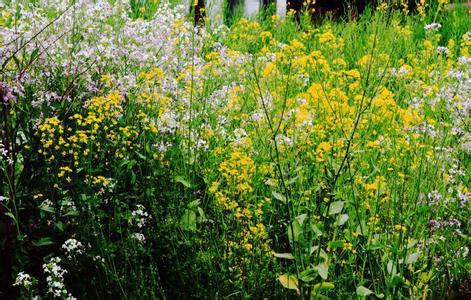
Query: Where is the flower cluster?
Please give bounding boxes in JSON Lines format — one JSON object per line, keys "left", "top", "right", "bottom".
{"left": 62, "top": 238, "right": 84, "bottom": 257}
{"left": 13, "top": 272, "right": 33, "bottom": 289}
{"left": 42, "top": 257, "right": 74, "bottom": 299}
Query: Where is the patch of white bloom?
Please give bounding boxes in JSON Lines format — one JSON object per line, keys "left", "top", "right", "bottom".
{"left": 132, "top": 232, "right": 146, "bottom": 243}
{"left": 13, "top": 272, "right": 33, "bottom": 288}
{"left": 424, "top": 23, "right": 442, "bottom": 33}
{"left": 42, "top": 257, "right": 75, "bottom": 299}
{"left": 62, "top": 238, "right": 84, "bottom": 256}
{"left": 130, "top": 204, "right": 150, "bottom": 228}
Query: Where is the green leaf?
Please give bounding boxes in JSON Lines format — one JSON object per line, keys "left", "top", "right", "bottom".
{"left": 30, "top": 48, "right": 39, "bottom": 61}
{"left": 315, "top": 263, "right": 329, "bottom": 280}
{"left": 367, "top": 242, "right": 383, "bottom": 251}
{"left": 197, "top": 207, "right": 206, "bottom": 220}
{"left": 175, "top": 176, "right": 192, "bottom": 188}
{"left": 356, "top": 285, "right": 373, "bottom": 297}
{"left": 4, "top": 212, "right": 16, "bottom": 222}
{"left": 296, "top": 214, "right": 310, "bottom": 226}
{"left": 387, "top": 260, "right": 396, "bottom": 275}
{"left": 188, "top": 199, "right": 200, "bottom": 208}
{"left": 39, "top": 205, "right": 55, "bottom": 213}
{"left": 311, "top": 224, "right": 323, "bottom": 237}
{"left": 33, "top": 237, "right": 54, "bottom": 247}
{"left": 328, "top": 240, "right": 344, "bottom": 249}
{"left": 312, "top": 282, "right": 335, "bottom": 292}
{"left": 55, "top": 221, "right": 64, "bottom": 232}
{"left": 299, "top": 268, "right": 318, "bottom": 282}
{"left": 329, "top": 201, "right": 344, "bottom": 215}
{"left": 405, "top": 252, "right": 420, "bottom": 264}
{"left": 336, "top": 214, "right": 349, "bottom": 226}
{"left": 288, "top": 219, "right": 302, "bottom": 242}
{"left": 278, "top": 274, "right": 299, "bottom": 294}
{"left": 274, "top": 253, "right": 295, "bottom": 260}
{"left": 406, "top": 239, "right": 417, "bottom": 249}
{"left": 309, "top": 246, "right": 329, "bottom": 262}
{"left": 63, "top": 210, "right": 80, "bottom": 217}
{"left": 272, "top": 191, "right": 286, "bottom": 203}
{"left": 180, "top": 209, "right": 196, "bottom": 231}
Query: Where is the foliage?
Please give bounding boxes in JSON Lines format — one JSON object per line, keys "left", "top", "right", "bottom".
{"left": 1, "top": 0, "right": 470, "bottom": 298}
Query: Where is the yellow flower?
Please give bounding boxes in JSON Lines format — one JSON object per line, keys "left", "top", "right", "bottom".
{"left": 243, "top": 243, "right": 253, "bottom": 250}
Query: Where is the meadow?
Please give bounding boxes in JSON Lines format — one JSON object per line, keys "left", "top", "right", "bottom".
{"left": 0, "top": 0, "right": 470, "bottom": 298}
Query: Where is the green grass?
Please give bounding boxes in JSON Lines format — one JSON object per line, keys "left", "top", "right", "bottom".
{"left": 1, "top": 1, "right": 470, "bottom": 298}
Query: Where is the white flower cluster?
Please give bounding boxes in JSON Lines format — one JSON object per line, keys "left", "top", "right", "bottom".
{"left": 13, "top": 271, "right": 33, "bottom": 288}
{"left": 130, "top": 204, "right": 150, "bottom": 228}
{"left": 424, "top": 23, "right": 442, "bottom": 33}
{"left": 0, "top": 142, "right": 7, "bottom": 157}
{"left": 436, "top": 46, "right": 449, "bottom": 55}
{"left": 129, "top": 204, "right": 151, "bottom": 243}
{"left": 132, "top": 232, "right": 146, "bottom": 243}
{"left": 62, "top": 238, "right": 84, "bottom": 256}
{"left": 42, "top": 257, "right": 75, "bottom": 299}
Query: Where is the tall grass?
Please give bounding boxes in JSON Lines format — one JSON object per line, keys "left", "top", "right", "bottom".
{"left": 1, "top": 0, "right": 470, "bottom": 298}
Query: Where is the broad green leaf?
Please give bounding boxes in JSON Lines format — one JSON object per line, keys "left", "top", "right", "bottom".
{"left": 299, "top": 268, "right": 319, "bottom": 282}
{"left": 180, "top": 209, "right": 196, "bottom": 231}
{"left": 175, "top": 176, "right": 192, "bottom": 188}
{"left": 311, "top": 224, "right": 323, "bottom": 237}
{"left": 315, "top": 263, "right": 329, "bottom": 280}
{"left": 188, "top": 199, "right": 200, "bottom": 208}
{"left": 288, "top": 219, "right": 302, "bottom": 242}
{"left": 336, "top": 214, "right": 349, "bottom": 226}
{"left": 272, "top": 191, "right": 286, "bottom": 203}
{"left": 296, "top": 213, "right": 307, "bottom": 225}
{"left": 299, "top": 268, "right": 318, "bottom": 282}
{"left": 278, "top": 274, "right": 299, "bottom": 294}
{"left": 328, "top": 240, "right": 344, "bottom": 249}
{"left": 356, "top": 285, "right": 374, "bottom": 297}
{"left": 39, "top": 205, "right": 55, "bottom": 213}
{"left": 63, "top": 210, "right": 80, "bottom": 217}
{"left": 33, "top": 237, "right": 54, "bottom": 247}
{"left": 328, "top": 201, "right": 344, "bottom": 215}
{"left": 274, "top": 253, "right": 295, "bottom": 260}
{"left": 55, "top": 221, "right": 64, "bottom": 232}
{"left": 309, "top": 246, "right": 329, "bottom": 262}
{"left": 313, "top": 282, "right": 335, "bottom": 291}
{"left": 405, "top": 252, "right": 420, "bottom": 264}
{"left": 197, "top": 207, "right": 206, "bottom": 220}
{"left": 406, "top": 239, "right": 417, "bottom": 249}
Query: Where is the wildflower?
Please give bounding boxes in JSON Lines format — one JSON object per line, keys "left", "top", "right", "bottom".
{"left": 130, "top": 204, "right": 150, "bottom": 228}
{"left": 244, "top": 243, "right": 253, "bottom": 250}
{"left": 424, "top": 23, "right": 442, "bottom": 33}
{"left": 43, "top": 257, "right": 72, "bottom": 298}
{"left": 13, "top": 272, "right": 33, "bottom": 288}
{"left": 436, "top": 46, "right": 449, "bottom": 55}
{"left": 62, "top": 238, "right": 84, "bottom": 256}
{"left": 132, "top": 233, "right": 146, "bottom": 242}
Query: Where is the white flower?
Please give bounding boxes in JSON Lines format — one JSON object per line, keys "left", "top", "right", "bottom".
{"left": 132, "top": 232, "right": 146, "bottom": 242}
{"left": 424, "top": 23, "right": 441, "bottom": 33}
{"left": 130, "top": 204, "right": 150, "bottom": 228}
{"left": 13, "top": 272, "right": 33, "bottom": 288}
{"left": 62, "top": 238, "right": 84, "bottom": 255}
{"left": 43, "top": 257, "right": 70, "bottom": 298}
{"left": 436, "top": 46, "right": 449, "bottom": 55}
{"left": 458, "top": 56, "right": 471, "bottom": 65}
